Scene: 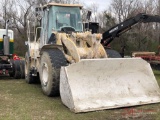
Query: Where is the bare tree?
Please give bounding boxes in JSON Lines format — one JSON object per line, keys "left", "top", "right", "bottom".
{"left": 110, "top": 0, "right": 140, "bottom": 23}
{"left": 105, "top": 0, "right": 160, "bottom": 52}
{"left": 0, "top": 0, "right": 15, "bottom": 28}
{"left": 97, "top": 11, "right": 116, "bottom": 32}
{"left": 88, "top": 3, "right": 99, "bottom": 22}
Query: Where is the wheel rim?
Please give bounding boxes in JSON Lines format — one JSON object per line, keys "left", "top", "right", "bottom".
{"left": 42, "top": 63, "right": 49, "bottom": 86}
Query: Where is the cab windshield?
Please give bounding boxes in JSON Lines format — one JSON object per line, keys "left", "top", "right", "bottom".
{"left": 53, "top": 6, "right": 82, "bottom": 31}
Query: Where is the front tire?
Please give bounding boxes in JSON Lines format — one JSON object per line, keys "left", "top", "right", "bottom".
{"left": 25, "top": 52, "right": 34, "bottom": 83}
{"left": 40, "top": 49, "right": 67, "bottom": 97}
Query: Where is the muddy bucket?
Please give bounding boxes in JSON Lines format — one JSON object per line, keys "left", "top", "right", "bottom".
{"left": 60, "top": 58, "right": 160, "bottom": 113}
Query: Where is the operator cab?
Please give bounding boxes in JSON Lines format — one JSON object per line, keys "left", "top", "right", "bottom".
{"left": 54, "top": 6, "right": 83, "bottom": 32}
{"left": 37, "top": 3, "right": 99, "bottom": 45}
{"left": 39, "top": 3, "right": 83, "bottom": 44}
{"left": 42, "top": 3, "right": 83, "bottom": 33}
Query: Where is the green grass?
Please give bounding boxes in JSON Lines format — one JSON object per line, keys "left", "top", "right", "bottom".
{"left": 0, "top": 71, "right": 160, "bottom": 120}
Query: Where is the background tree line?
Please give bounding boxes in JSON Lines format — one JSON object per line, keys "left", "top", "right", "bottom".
{"left": 0, "top": 0, "right": 160, "bottom": 56}
{"left": 97, "top": 0, "right": 160, "bottom": 55}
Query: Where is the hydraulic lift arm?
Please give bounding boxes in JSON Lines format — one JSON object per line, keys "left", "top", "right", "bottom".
{"left": 101, "top": 13, "right": 160, "bottom": 46}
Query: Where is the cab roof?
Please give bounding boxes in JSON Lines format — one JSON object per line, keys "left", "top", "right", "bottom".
{"left": 43, "top": 2, "right": 83, "bottom": 9}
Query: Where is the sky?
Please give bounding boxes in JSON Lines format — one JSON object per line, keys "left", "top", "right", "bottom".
{"left": 80, "top": 0, "right": 112, "bottom": 11}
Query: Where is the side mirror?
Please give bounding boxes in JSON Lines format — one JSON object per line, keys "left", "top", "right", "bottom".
{"left": 86, "top": 11, "right": 92, "bottom": 21}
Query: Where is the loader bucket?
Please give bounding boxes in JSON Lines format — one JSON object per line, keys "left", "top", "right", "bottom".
{"left": 60, "top": 58, "right": 160, "bottom": 113}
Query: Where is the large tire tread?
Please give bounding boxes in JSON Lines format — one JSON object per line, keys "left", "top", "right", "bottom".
{"left": 14, "top": 60, "right": 21, "bottom": 79}
{"left": 105, "top": 48, "right": 122, "bottom": 58}
{"left": 20, "top": 60, "right": 25, "bottom": 79}
{"left": 40, "top": 48, "right": 68, "bottom": 97}
{"left": 25, "top": 52, "right": 34, "bottom": 84}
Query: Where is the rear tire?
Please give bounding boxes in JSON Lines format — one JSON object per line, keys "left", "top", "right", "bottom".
{"left": 20, "top": 60, "right": 25, "bottom": 79}
{"left": 14, "top": 60, "right": 21, "bottom": 79}
{"left": 105, "top": 49, "right": 122, "bottom": 58}
{"left": 25, "top": 52, "right": 34, "bottom": 83}
{"left": 9, "top": 71, "right": 14, "bottom": 77}
{"left": 40, "top": 49, "right": 68, "bottom": 97}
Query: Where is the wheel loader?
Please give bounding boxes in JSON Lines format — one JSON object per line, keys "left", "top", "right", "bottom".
{"left": 25, "top": 3, "right": 160, "bottom": 113}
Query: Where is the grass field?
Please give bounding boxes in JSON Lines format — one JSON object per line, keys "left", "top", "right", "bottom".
{"left": 0, "top": 71, "right": 160, "bottom": 120}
